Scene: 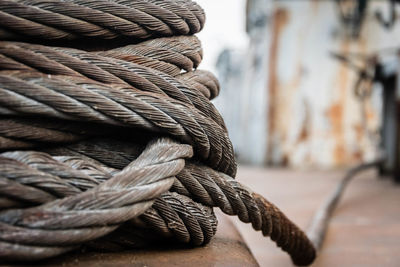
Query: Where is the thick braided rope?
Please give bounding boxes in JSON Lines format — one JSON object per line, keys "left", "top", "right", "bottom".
{"left": 66, "top": 142, "right": 315, "bottom": 265}
{"left": 0, "top": 120, "right": 316, "bottom": 265}
{"left": 64, "top": 139, "right": 316, "bottom": 265}
{"left": 55, "top": 152, "right": 218, "bottom": 246}
{"left": 175, "top": 70, "right": 220, "bottom": 100}
{"left": 0, "top": 0, "right": 205, "bottom": 41}
{"left": 0, "top": 117, "right": 146, "bottom": 150}
{"left": 0, "top": 145, "right": 217, "bottom": 255}
{"left": 87, "top": 192, "right": 217, "bottom": 251}
{"left": 0, "top": 71, "right": 236, "bottom": 175}
{"left": 0, "top": 1, "right": 317, "bottom": 265}
{"left": 0, "top": 35, "right": 204, "bottom": 78}
{"left": 95, "top": 36, "right": 220, "bottom": 98}
{"left": 0, "top": 41, "right": 226, "bottom": 129}
{"left": 0, "top": 138, "right": 193, "bottom": 260}
{"left": 174, "top": 163, "right": 316, "bottom": 261}
{"left": 53, "top": 152, "right": 218, "bottom": 248}
{"left": 97, "top": 36, "right": 203, "bottom": 75}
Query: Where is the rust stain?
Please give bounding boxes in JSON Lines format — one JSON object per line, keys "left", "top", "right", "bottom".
{"left": 311, "top": 0, "right": 320, "bottom": 14}
{"left": 326, "top": 41, "right": 351, "bottom": 165}
{"left": 275, "top": 64, "right": 305, "bottom": 160}
{"left": 353, "top": 123, "right": 363, "bottom": 141}
{"left": 352, "top": 150, "right": 363, "bottom": 161}
{"left": 281, "top": 154, "right": 289, "bottom": 167}
{"left": 296, "top": 100, "right": 310, "bottom": 145}
{"left": 266, "top": 7, "right": 289, "bottom": 164}
{"left": 326, "top": 102, "right": 346, "bottom": 163}
{"left": 297, "top": 123, "right": 309, "bottom": 144}
{"left": 366, "top": 109, "right": 376, "bottom": 121}
{"left": 328, "top": 36, "right": 374, "bottom": 166}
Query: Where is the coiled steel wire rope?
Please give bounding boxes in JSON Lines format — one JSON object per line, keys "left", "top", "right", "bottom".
{"left": 0, "top": 1, "right": 316, "bottom": 265}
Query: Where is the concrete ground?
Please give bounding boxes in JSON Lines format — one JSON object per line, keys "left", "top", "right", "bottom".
{"left": 230, "top": 166, "right": 400, "bottom": 267}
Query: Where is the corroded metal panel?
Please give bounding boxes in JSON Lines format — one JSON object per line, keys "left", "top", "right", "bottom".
{"left": 215, "top": 0, "right": 400, "bottom": 168}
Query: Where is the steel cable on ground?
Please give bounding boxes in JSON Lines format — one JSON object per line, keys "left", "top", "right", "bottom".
{"left": 0, "top": 146, "right": 217, "bottom": 255}
{"left": 0, "top": 138, "right": 194, "bottom": 260}
{"left": 13, "top": 139, "right": 315, "bottom": 265}
{"left": 0, "top": 49, "right": 315, "bottom": 266}
{"left": 0, "top": 45, "right": 316, "bottom": 266}
{"left": 39, "top": 137, "right": 316, "bottom": 266}
{"left": 0, "top": 0, "right": 316, "bottom": 265}
{"left": 2, "top": 141, "right": 313, "bottom": 265}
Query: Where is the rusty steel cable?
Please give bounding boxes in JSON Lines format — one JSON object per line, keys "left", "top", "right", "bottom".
{"left": 0, "top": 1, "right": 316, "bottom": 265}
{"left": 0, "top": 0, "right": 205, "bottom": 41}
{"left": 0, "top": 138, "right": 193, "bottom": 260}
{"left": 44, "top": 139, "right": 316, "bottom": 265}
{"left": 307, "top": 159, "right": 384, "bottom": 251}
{"left": 0, "top": 71, "right": 235, "bottom": 175}
{"left": 0, "top": 41, "right": 226, "bottom": 130}
{"left": 307, "top": 50, "right": 390, "bottom": 253}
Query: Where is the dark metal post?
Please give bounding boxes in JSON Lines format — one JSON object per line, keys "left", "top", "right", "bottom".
{"left": 379, "top": 51, "right": 400, "bottom": 182}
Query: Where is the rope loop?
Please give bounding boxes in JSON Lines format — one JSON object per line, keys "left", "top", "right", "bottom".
{"left": 0, "top": 1, "right": 316, "bottom": 265}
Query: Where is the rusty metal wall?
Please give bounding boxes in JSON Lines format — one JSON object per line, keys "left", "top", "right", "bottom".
{"left": 215, "top": 0, "right": 400, "bottom": 168}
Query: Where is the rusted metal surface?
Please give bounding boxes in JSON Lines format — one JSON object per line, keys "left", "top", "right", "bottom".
{"left": 214, "top": 0, "right": 400, "bottom": 168}
{"left": 266, "top": 8, "right": 289, "bottom": 164}
{"left": 31, "top": 212, "right": 259, "bottom": 267}
{"left": 233, "top": 167, "right": 400, "bottom": 267}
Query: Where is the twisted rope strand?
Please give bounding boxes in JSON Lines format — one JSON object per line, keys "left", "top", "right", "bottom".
{"left": 98, "top": 35, "right": 203, "bottom": 74}
{"left": 0, "top": 143, "right": 217, "bottom": 253}
{"left": 176, "top": 70, "right": 220, "bottom": 100}
{"left": 0, "top": 71, "right": 236, "bottom": 175}
{"left": 50, "top": 150, "right": 218, "bottom": 247}
{"left": 0, "top": 0, "right": 317, "bottom": 265}
{"left": 0, "top": 0, "right": 205, "bottom": 41}
{"left": 0, "top": 138, "right": 192, "bottom": 261}
{"left": 0, "top": 119, "right": 86, "bottom": 145}
{"left": 0, "top": 41, "right": 226, "bottom": 129}
{"left": 43, "top": 138, "right": 315, "bottom": 266}
{"left": 138, "top": 192, "right": 217, "bottom": 246}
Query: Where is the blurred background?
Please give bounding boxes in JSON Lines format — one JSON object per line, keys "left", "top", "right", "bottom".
{"left": 195, "top": 1, "right": 400, "bottom": 266}
{"left": 197, "top": 0, "right": 400, "bottom": 168}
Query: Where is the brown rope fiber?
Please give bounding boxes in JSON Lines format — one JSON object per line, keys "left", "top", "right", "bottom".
{"left": 49, "top": 137, "right": 315, "bottom": 265}
{"left": 0, "top": 1, "right": 316, "bottom": 265}
{"left": 0, "top": 138, "right": 193, "bottom": 260}
{"left": 0, "top": 0, "right": 205, "bottom": 41}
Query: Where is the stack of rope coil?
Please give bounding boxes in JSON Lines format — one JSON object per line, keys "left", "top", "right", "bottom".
{"left": 0, "top": 0, "right": 316, "bottom": 265}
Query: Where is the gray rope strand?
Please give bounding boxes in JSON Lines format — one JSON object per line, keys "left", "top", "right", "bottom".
{"left": 172, "top": 163, "right": 316, "bottom": 266}
{"left": 97, "top": 35, "right": 203, "bottom": 76}
{"left": 0, "top": 0, "right": 205, "bottom": 41}
{"left": 1, "top": 146, "right": 218, "bottom": 251}
{"left": 0, "top": 117, "right": 141, "bottom": 151}
{"left": 54, "top": 153, "right": 218, "bottom": 247}
{"left": 136, "top": 191, "right": 217, "bottom": 246}
{"left": 307, "top": 159, "right": 384, "bottom": 250}
{"left": 0, "top": 71, "right": 236, "bottom": 175}
{"left": 0, "top": 118, "right": 86, "bottom": 146}
{"left": 48, "top": 139, "right": 316, "bottom": 266}
{"left": 0, "top": 41, "right": 226, "bottom": 129}
{"left": 0, "top": 0, "right": 317, "bottom": 264}
{"left": 0, "top": 138, "right": 192, "bottom": 261}
{"left": 175, "top": 70, "right": 220, "bottom": 100}
{"left": 87, "top": 191, "right": 217, "bottom": 251}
